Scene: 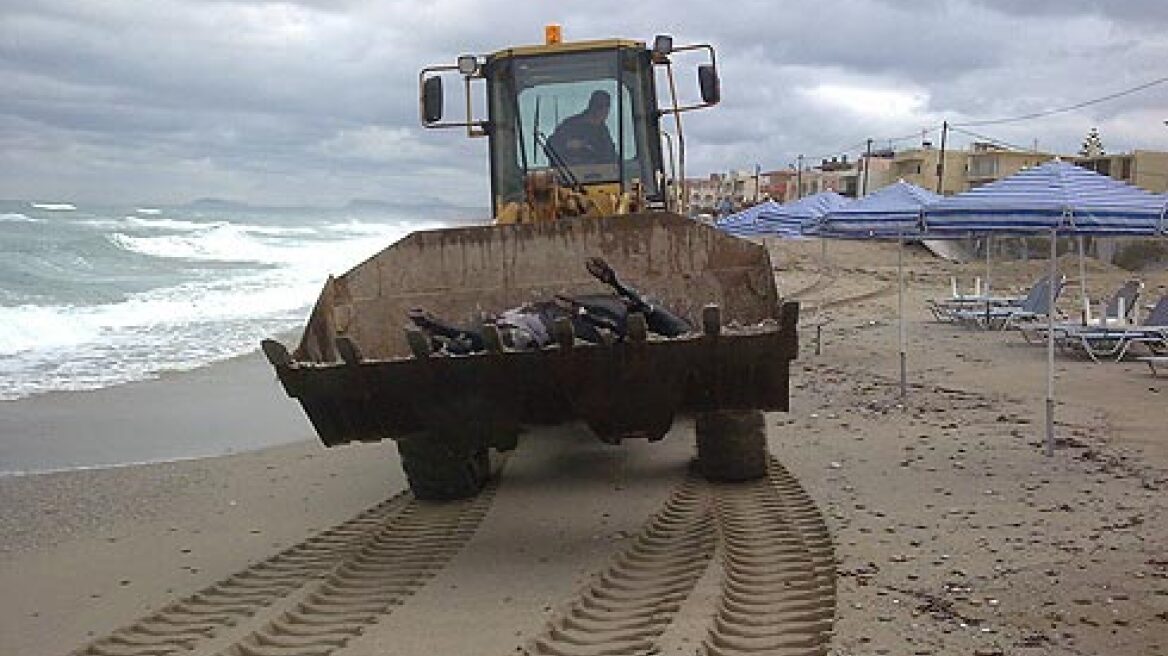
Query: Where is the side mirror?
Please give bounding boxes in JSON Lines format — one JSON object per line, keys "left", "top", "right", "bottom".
{"left": 652, "top": 34, "right": 673, "bottom": 57}
{"left": 422, "top": 76, "right": 443, "bottom": 124}
{"left": 457, "top": 54, "right": 478, "bottom": 76}
{"left": 698, "top": 65, "right": 720, "bottom": 105}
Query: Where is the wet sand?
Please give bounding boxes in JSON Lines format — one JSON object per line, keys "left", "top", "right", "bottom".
{"left": 0, "top": 238, "right": 1164, "bottom": 655}
{"left": 0, "top": 350, "right": 314, "bottom": 475}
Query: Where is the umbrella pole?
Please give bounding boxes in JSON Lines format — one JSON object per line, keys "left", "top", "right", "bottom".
{"left": 1078, "top": 236, "right": 1088, "bottom": 323}
{"left": 899, "top": 234, "right": 907, "bottom": 398}
{"left": 985, "top": 235, "right": 992, "bottom": 296}
{"left": 1045, "top": 228, "right": 1056, "bottom": 457}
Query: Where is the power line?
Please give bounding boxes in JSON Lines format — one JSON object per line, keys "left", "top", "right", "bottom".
{"left": 778, "top": 75, "right": 1168, "bottom": 171}
{"left": 952, "top": 75, "right": 1168, "bottom": 128}
{"left": 948, "top": 126, "right": 1036, "bottom": 153}
{"left": 797, "top": 125, "right": 945, "bottom": 166}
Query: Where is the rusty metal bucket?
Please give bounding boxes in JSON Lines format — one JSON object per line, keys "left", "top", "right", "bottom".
{"left": 264, "top": 212, "right": 797, "bottom": 448}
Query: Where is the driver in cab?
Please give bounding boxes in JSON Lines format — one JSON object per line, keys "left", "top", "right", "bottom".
{"left": 546, "top": 90, "right": 617, "bottom": 167}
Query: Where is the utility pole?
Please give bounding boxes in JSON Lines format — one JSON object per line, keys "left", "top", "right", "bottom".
{"left": 796, "top": 154, "right": 804, "bottom": 200}
{"left": 754, "top": 163, "right": 761, "bottom": 202}
{"left": 862, "top": 138, "right": 873, "bottom": 196}
{"left": 935, "top": 120, "right": 949, "bottom": 194}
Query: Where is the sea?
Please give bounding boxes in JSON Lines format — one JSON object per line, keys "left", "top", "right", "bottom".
{"left": 0, "top": 199, "right": 478, "bottom": 402}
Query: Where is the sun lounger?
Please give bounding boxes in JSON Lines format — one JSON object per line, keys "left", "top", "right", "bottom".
{"left": 928, "top": 275, "right": 1048, "bottom": 323}
{"left": 1018, "top": 279, "right": 1142, "bottom": 344}
{"left": 1058, "top": 295, "right": 1168, "bottom": 362}
{"left": 1139, "top": 355, "right": 1168, "bottom": 375}
{"left": 947, "top": 276, "right": 1065, "bottom": 330}
{"left": 929, "top": 295, "right": 1023, "bottom": 322}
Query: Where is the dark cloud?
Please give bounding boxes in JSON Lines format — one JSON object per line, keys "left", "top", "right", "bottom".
{"left": 1, "top": 0, "right": 1166, "bottom": 204}
{"left": 957, "top": 0, "right": 1168, "bottom": 27}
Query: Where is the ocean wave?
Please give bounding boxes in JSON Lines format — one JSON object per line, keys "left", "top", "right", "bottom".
{"left": 0, "top": 270, "right": 316, "bottom": 356}
{"left": 108, "top": 223, "right": 291, "bottom": 264}
{"left": 122, "top": 216, "right": 323, "bottom": 237}
{"left": 319, "top": 218, "right": 447, "bottom": 237}
{"left": 0, "top": 214, "right": 430, "bottom": 399}
{"left": 0, "top": 278, "right": 311, "bottom": 400}
{"left": 1, "top": 212, "right": 40, "bottom": 223}
{"left": 108, "top": 219, "right": 416, "bottom": 268}
{"left": 0, "top": 233, "right": 359, "bottom": 351}
{"left": 121, "top": 215, "right": 222, "bottom": 232}
{"left": 0, "top": 304, "right": 101, "bottom": 355}
{"left": 30, "top": 202, "right": 76, "bottom": 211}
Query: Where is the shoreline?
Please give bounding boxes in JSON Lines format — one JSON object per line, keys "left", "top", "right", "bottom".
{"left": 0, "top": 346, "right": 313, "bottom": 476}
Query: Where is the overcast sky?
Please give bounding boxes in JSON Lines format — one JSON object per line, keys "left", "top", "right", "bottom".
{"left": 3, "top": 0, "right": 1167, "bottom": 207}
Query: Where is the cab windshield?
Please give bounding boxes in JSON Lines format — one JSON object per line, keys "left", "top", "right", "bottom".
{"left": 488, "top": 47, "right": 661, "bottom": 210}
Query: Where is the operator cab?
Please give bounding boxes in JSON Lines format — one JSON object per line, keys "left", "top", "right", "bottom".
{"left": 421, "top": 27, "right": 719, "bottom": 222}
{"left": 486, "top": 43, "right": 664, "bottom": 209}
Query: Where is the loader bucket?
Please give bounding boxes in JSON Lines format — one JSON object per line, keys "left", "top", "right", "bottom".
{"left": 265, "top": 212, "right": 797, "bottom": 449}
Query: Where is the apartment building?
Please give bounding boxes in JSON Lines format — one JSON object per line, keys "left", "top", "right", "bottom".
{"left": 1072, "top": 150, "right": 1168, "bottom": 193}
{"left": 692, "top": 146, "right": 1166, "bottom": 212}
{"left": 965, "top": 143, "right": 1055, "bottom": 188}
{"left": 888, "top": 145, "right": 970, "bottom": 194}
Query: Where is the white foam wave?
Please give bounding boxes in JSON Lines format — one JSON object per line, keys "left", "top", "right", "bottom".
{"left": 0, "top": 212, "right": 40, "bottom": 223}
{"left": 118, "top": 216, "right": 308, "bottom": 237}
{"left": 322, "top": 219, "right": 444, "bottom": 236}
{"left": 0, "top": 220, "right": 421, "bottom": 399}
{"left": 109, "top": 220, "right": 418, "bottom": 269}
{"left": 109, "top": 224, "right": 290, "bottom": 264}
{"left": 0, "top": 304, "right": 101, "bottom": 354}
{"left": 121, "top": 216, "right": 219, "bottom": 232}
{"left": 30, "top": 202, "right": 76, "bottom": 211}
{"left": 135, "top": 208, "right": 161, "bottom": 215}
{"left": 0, "top": 277, "right": 312, "bottom": 398}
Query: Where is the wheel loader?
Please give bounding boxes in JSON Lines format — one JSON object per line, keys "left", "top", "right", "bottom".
{"left": 262, "top": 26, "right": 799, "bottom": 500}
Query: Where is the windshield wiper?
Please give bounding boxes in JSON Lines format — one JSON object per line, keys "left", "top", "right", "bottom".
{"left": 536, "top": 131, "right": 582, "bottom": 190}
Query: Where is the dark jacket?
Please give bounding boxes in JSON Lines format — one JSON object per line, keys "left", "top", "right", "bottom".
{"left": 546, "top": 114, "right": 617, "bottom": 166}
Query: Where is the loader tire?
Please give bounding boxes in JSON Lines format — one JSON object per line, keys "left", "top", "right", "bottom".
{"left": 695, "top": 410, "right": 767, "bottom": 482}
{"left": 396, "top": 437, "right": 490, "bottom": 501}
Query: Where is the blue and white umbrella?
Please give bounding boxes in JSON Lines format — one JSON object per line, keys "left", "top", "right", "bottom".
{"left": 923, "top": 160, "right": 1168, "bottom": 455}
{"left": 717, "top": 200, "right": 784, "bottom": 237}
{"left": 718, "top": 192, "right": 851, "bottom": 238}
{"left": 817, "top": 181, "right": 942, "bottom": 395}
{"left": 923, "top": 160, "right": 1168, "bottom": 236}
{"left": 818, "top": 180, "right": 940, "bottom": 238}
{"left": 766, "top": 191, "right": 852, "bottom": 237}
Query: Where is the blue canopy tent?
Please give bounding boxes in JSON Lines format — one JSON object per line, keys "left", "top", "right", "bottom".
{"left": 819, "top": 181, "right": 943, "bottom": 396}
{"left": 766, "top": 191, "right": 852, "bottom": 237}
{"left": 716, "top": 200, "right": 784, "bottom": 237}
{"left": 923, "top": 160, "right": 1168, "bottom": 454}
{"left": 817, "top": 180, "right": 941, "bottom": 238}
{"left": 717, "top": 192, "right": 851, "bottom": 238}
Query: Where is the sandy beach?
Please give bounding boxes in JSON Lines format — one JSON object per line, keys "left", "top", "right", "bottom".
{"left": 1, "top": 238, "right": 1164, "bottom": 656}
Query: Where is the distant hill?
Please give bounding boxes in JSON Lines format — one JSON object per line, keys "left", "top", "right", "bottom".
{"left": 180, "top": 198, "right": 255, "bottom": 211}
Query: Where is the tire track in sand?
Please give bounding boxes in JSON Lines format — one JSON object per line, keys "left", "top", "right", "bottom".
{"left": 701, "top": 457, "right": 836, "bottom": 656}
{"left": 217, "top": 477, "right": 499, "bottom": 656}
{"left": 72, "top": 457, "right": 505, "bottom": 656}
{"left": 521, "top": 456, "right": 836, "bottom": 656}
{"left": 524, "top": 471, "right": 716, "bottom": 656}
{"left": 72, "top": 494, "right": 411, "bottom": 656}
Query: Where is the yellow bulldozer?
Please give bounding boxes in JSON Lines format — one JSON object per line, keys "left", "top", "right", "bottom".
{"left": 262, "top": 27, "right": 799, "bottom": 500}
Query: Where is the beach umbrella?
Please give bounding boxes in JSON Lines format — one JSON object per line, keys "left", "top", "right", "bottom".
{"left": 719, "top": 192, "right": 851, "bottom": 239}
{"left": 765, "top": 192, "right": 854, "bottom": 289}
{"left": 819, "top": 181, "right": 943, "bottom": 396}
{"left": 764, "top": 191, "right": 851, "bottom": 237}
{"left": 923, "top": 159, "right": 1168, "bottom": 455}
{"left": 818, "top": 180, "right": 940, "bottom": 238}
{"left": 717, "top": 200, "right": 784, "bottom": 237}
